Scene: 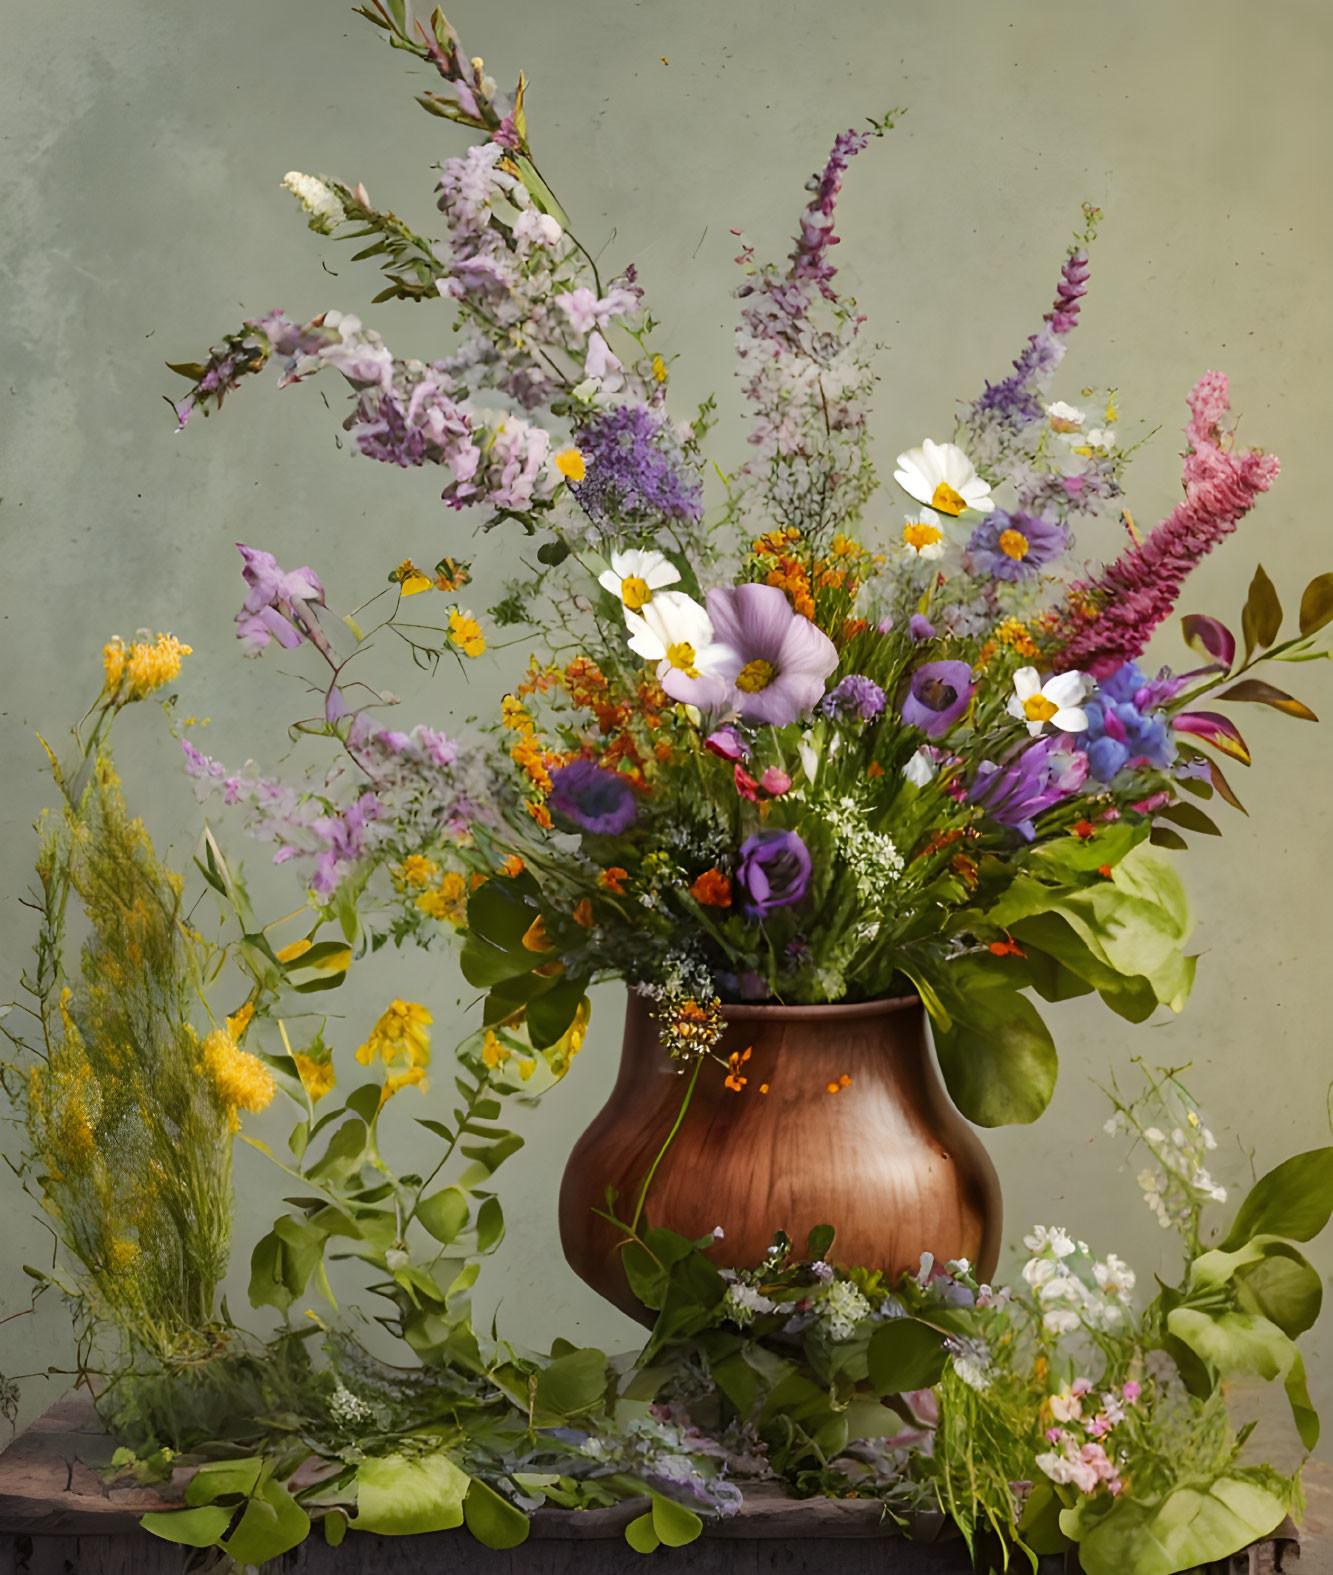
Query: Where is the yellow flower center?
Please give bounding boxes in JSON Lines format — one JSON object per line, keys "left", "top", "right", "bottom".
{"left": 621, "top": 575, "right": 652, "bottom": 611}
{"left": 665, "top": 640, "right": 698, "bottom": 677}
{"left": 999, "top": 528, "right": 1030, "bottom": 562}
{"left": 903, "top": 521, "right": 944, "bottom": 552}
{"left": 1023, "top": 693, "right": 1059, "bottom": 724}
{"left": 736, "top": 658, "right": 778, "bottom": 693}
{"left": 930, "top": 481, "right": 968, "bottom": 516}
{"left": 555, "top": 447, "right": 585, "bottom": 481}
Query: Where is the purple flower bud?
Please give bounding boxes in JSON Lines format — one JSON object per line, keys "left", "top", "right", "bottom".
{"left": 900, "top": 661, "right": 975, "bottom": 738}
{"left": 735, "top": 830, "right": 812, "bottom": 918}
{"left": 704, "top": 726, "right": 749, "bottom": 762}
{"left": 548, "top": 758, "right": 638, "bottom": 834}
{"left": 909, "top": 614, "right": 936, "bottom": 643}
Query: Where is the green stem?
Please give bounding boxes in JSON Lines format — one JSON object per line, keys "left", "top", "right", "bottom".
{"left": 629, "top": 1056, "right": 702, "bottom": 1237}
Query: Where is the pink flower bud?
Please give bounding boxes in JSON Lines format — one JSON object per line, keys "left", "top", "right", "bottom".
{"left": 760, "top": 767, "right": 793, "bottom": 797}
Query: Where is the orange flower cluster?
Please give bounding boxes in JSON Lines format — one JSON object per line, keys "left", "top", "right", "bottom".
{"left": 749, "top": 527, "right": 879, "bottom": 625}
{"left": 689, "top": 868, "right": 732, "bottom": 907}
{"left": 724, "top": 1045, "right": 753, "bottom": 1092}
{"left": 826, "top": 1073, "right": 853, "bottom": 1094}
{"left": 913, "top": 826, "right": 980, "bottom": 890}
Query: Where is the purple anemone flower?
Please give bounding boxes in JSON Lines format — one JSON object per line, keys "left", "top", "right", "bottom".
{"left": 547, "top": 759, "right": 638, "bottom": 834}
{"left": 966, "top": 510, "right": 1069, "bottom": 582}
{"left": 820, "top": 674, "right": 886, "bottom": 723}
{"left": 968, "top": 737, "right": 1089, "bottom": 840}
{"left": 703, "top": 583, "right": 840, "bottom": 726}
{"left": 735, "top": 830, "right": 812, "bottom": 918}
{"left": 900, "top": 661, "right": 975, "bottom": 738}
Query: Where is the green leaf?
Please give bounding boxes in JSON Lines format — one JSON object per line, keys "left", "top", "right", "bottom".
{"left": 866, "top": 1318, "right": 949, "bottom": 1393}
{"left": 305, "top": 1118, "right": 368, "bottom": 1184}
{"left": 1284, "top": 1348, "right": 1320, "bottom": 1450}
{"left": 352, "top": 1452, "right": 469, "bottom": 1534}
{"left": 467, "top": 877, "right": 541, "bottom": 950}
{"left": 1018, "top": 1479, "right": 1073, "bottom": 1556}
{"left": 1061, "top": 1474, "right": 1289, "bottom": 1575}
{"left": 1156, "top": 801, "right": 1222, "bottom": 836}
{"left": 534, "top": 1347, "right": 607, "bottom": 1421}
{"left": 537, "top": 539, "right": 570, "bottom": 567}
{"left": 475, "top": 1195, "right": 505, "bottom": 1252}
{"left": 344, "top": 1082, "right": 383, "bottom": 1126}
{"left": 651, "top": 1491, "right": 703, "bottom": 1547}
{"left": 323, "top": 1510, "right": 347, "bottom": 1546}
{"left": 1218, "top": 678, "right": 1318, "bottom": 721}
{"left": 463, "top": 1479, "right": 530, "bottom": 1548}
{"left": 417, "top": 1186, "right": 469, "bottom": 1245}
{"left": 624, "top": 1510, "right": 660, "bottom": 1553}
{"left": 1241, "top": 564, "right": 1283, "bottom": 659}
{"left": 1236, "top": 1245, "right": 1323, "bottom": 1338}
{"left": 806, "top": 1224, "right": 835, "bottom": 1260}
{"left": 141, "top": 1505, "right": 233, "bottom": 1547}
{"left": 929, "top": 960, "right": 1058, "bottom": 1126}
{"left": 460, "top": 935, "right": 538, "bottom": 988}
{"left": 184, "top": 1457, "right": 263, "bottom": 1505}
{"left": 525, "top": 977, "right": 587, "bottom": 1049}
{"left": 1299, "top": 571, "right": 1333, "bottom": 635}
{"left": 1219, "top": 1146, "right": 1333, "bottom": 1249}
{"left": 223, "top": 1478, "right": 311, "bottom": 1565}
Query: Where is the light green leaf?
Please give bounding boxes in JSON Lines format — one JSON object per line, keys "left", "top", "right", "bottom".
{"left": 352, "top": 1452, "right": 469, "bottom": 1535}
{"left": 650, "top": 1491, "right": 703, "bottom": 1548}
{"left": 323, "top": 1510, "right": 347, "bottom": 1546}
{"left": 463, "top": 1479, "right": 530, "bottom": 1548}
{"left": 140, "top": 1505, "right": 233, "bottom": 1547}
{"left": 1220, "top": 1146, "right": 1333, "bottom": 1250}
{"left": 417, "top": 1186, "right": 469, "bottom": 1245}
{"left": 930, "top": 961, "right": 1058, "bottom": 1126}
{"left": 624, "top": 1509, "right": 660, "bottom": 1552}
{"left": 222, "top": 1478, "right": 311, "bottom": 1566}
{"left": 534, "top": 1347, "right": 607, "bottom": 1421}
{"left": 184, "top": 1457, "right": 263, "bottom": 1505}
{"left": 867, "top": 1318, "right": 948, "bottom": 1394}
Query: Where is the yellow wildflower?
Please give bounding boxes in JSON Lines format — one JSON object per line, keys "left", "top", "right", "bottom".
{"left": 108, "top": 1238, "right": 139, "bottom": 1271}
{"left": 392, "top": 558, "right": 434, "bottom": 595}
{"left": 202, "top": 1029, "right": 276, "bottom": 1114}
{"left": 501, "top": 694, "right": 535, "bottom": 734}
{"left": 103, "top": 633, "right": 193, "bottom": 700}
{"left": 434, "top": 557, "right": 471, "bottom": 593}
{"left": 356, "top": 1000, "right": 432, "bottom": 1070}
{"left": 651, "top": 354, "right": 668, "bottom": 383}
{"left": 546, "top": 998, "right": 591, "bottom": 1078}
{"left": 398, "top": 854, "right": 440, "bottom": 889}
{"left": 226, "top": 1001, "right": 255, "bottom": 1041}
{"left": 293, "top": 1053, "right": 337, "bottom": 1103}
{"left": 481, "top": 1030, "right": 512, "bottom": 1070}
{"left": 381, "top": 1065, "right": 429, "bottom": 1105}
{"left": 511, "top": 734, "right": 553, "bottom": 794}
{"left": 416, "top": 870, "right": 468, "bottom": 925}
{"left": 554, "top": 447, "right": 586, "bottom": 482}
{"left": 994, "top": 617, "right": 1039, "bottom": 659}
{"left": 448, "top": 609, "right": 486, "bottom": 657}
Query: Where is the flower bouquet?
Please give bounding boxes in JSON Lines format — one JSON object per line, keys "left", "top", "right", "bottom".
{"left": 4, "top": 6, "right": 1333, "bottom": 1573}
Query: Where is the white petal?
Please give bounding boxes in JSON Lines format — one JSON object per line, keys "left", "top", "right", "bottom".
{"left": 1011, "top": 667, "right": 1041, "bottom": 700}
{"left": 646, "top": 559, "right": 680, "bottom": 590}
{"left": 1042, "top": 671, "right": 1090, "bottom": 709}
{"left": 597, "top": 568, "right": 622, "bottom": 597}
{"left": 1052, "top": 708, "right": 1090, "bottom": 733}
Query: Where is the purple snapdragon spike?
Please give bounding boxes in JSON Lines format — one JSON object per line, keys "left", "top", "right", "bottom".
{"left": 235, "top": 544, "right": 328, "bottom": 655}
{"left": 900, "top": 661, "right": 975, "bottom": 738}
{"left": 1050, "top": 373, "right": 1280, "bottom": 677}
{"left": 570, "top": 403, "right": 703, "bottom": 528}
{"left": 1078, "top": 662, "right": 1184, "bottom": 782}
{"left": 547, "top": 758, "right": 638, "bottom": 835}
{"left": 703, "top": 583, "right": 840, "bottom": 726}
{"left": 735, "top": 830, "right": 813, "bottom": 918}
{"left": 968, "top": 738, "right": 1089, "bottom": 841}
{"left": 820, "top": 674, "right": 887, "bottom": 722}
{"left": 966, "top": 511, "right": 1069, "bottom": 582}
{"left": 788, "top": 128, "right": 876, "bottom": 303}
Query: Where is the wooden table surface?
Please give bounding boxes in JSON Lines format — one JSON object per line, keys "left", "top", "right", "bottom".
{"left": 0, "top": 1391, "right": 1324, "bottom": 1573}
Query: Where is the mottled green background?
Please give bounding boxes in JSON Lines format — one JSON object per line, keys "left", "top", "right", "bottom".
{"left": 2, "top": 0, "right": 1330, "bottom": 1452}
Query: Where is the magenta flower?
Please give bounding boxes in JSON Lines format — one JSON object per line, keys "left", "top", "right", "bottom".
{"left": 702, "top": 583, "right": 839, "bottom": 726}
{"left": 900, "top": 661, "right": 975, "bottom": 738}
{"left": 704, "top": 726, "right": 750, "bottom": 762}
{"left": 235, "top": 544, "right": 327, "bottom": 654}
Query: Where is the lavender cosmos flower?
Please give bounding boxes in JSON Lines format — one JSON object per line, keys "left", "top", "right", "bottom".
{"left": 966, "top": 510, "right": 1068, "bottom": 582}
{"left": 703, "top": 583, "right": 840, "bottom": 726}
{"left": 735, "top": 830, "right": 813, "bottom": 918}
{"left": 571, "top": 403, "right": 703, "bottom": 528}
{"left": 236, "top": 544, "right": 327, "bottom": 654}
{"left": 820, "top": 674, "right": 886, "bottom": 722}
{"left": 900, "top": 661, "right": 975, "bottom": 738}
{"left": 969, "top": 738, "right": 1089, "bottom": 840}
{"left": 1080, "top": 662, "right": 1184, "bottom": 781}
{"left": 547, "top": 758, "right": 638, "bottom": 834}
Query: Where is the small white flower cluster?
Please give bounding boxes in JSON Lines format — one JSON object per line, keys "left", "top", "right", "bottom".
{"left": 824, "top": 794, "right": 905, "bottom": 906}
{"left": 944, "top": 1334, "right": 992, "bottom": 1392}
{"left": 820, "top": 1279, "right": 872, "bottom": 1341}
{"left": 722, "top": 1281, "right": 778, "bottom": 1327}
{"left": 282, "top": 170, "right": 347, "bottom": 234}
{"left": 328, "top": 1381, "right": 390, "bottom": 1431}
{"left": 1104, "top": 1084, "right": 1226, "bottom": 1234}
{"left": 1021, "top": 1225, "right": 1136, "bottom": 1335}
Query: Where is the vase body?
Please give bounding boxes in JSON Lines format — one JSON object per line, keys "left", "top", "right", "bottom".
{"left": 559, "top": 992, "right": 1002, "bottom": 1324}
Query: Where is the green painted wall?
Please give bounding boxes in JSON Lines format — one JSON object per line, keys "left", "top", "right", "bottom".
{"left": 1, "top": 0, "right": 1329, "bottom": 1457}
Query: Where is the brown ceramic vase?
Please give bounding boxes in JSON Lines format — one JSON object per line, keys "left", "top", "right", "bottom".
{"left": 559, "top": 991, "right": 1002, "bottom": 1324}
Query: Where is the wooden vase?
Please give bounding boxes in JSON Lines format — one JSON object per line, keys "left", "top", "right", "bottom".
{"left": 559, "top": 991, "right": 1003, "bottom": 1324}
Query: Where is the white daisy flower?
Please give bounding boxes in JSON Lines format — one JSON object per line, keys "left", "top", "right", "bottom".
{"left": 623, "top": 591, "right": 730, "bottom": 711}
{"left": 899, "top": 508, "right": 947, "bottom": 559}
{"left": 894, "top": 439, "right": 995, "bottom": 516}
{"left": 597, "top": 548, "right": 681, "bottom": 612}
{"left": 1007, "top": 667, "right": 1092, "bottom": 735}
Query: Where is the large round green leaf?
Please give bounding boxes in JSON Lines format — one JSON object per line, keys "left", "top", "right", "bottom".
{"left": 352, "top": 1451, "right": 469, "bottom": 1534}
